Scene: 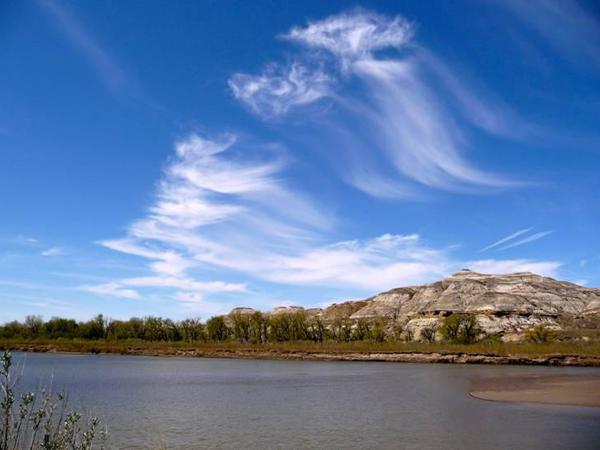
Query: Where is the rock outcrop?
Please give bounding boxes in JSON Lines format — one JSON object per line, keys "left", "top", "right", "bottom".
{"left": 349, "top": 269, "right": 600, "bottom": 339}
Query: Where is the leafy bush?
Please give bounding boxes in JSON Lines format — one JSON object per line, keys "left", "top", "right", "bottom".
{"left": 0, "top": 351, "right": 105, "bottom": 449}
{"left": 440, "top": 314, "right": 482, "bottom": 344}
{"left": 420, "top": 323, "right": 438, "bottom": 343}
{"left": 526, "top": 325, "right": 556, "bottom": 343}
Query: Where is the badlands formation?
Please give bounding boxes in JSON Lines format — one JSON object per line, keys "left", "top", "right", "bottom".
{"left": 231, "top": 269, "right": 600, "bottom": 341}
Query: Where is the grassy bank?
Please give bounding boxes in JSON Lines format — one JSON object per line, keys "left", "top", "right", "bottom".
{"left": 2, "top": 338, "right": 600, "bottom": 360}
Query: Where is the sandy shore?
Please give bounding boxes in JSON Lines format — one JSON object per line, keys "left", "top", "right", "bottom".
{"left": 470, "top": 375, "right": 600, "bottom": 407}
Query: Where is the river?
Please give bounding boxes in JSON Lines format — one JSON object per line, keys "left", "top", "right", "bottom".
{"left": 10, "top": 352, "right": 600, "bottom": 449}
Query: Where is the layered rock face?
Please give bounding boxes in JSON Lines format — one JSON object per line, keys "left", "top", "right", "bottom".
{"left": 349, "top": 269, "right": 600, "bottom": 339}
{"left": 228, "top": 270, "right": 599, "bottom": 340}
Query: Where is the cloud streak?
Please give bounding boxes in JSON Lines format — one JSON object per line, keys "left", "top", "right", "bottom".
{"left": 499, "top": 231, "right": 553, "bottom": 250}
{"left": 479, "top": 228, "right": 532, "bottom": 252}
{"left": 37, "top": 0, "right": 144, "bottom": 100}
{"left": 480, "top": 228, "right": 552, "bottom": 252}
{"left": 496, "top": 0, "right": 600, "bottom": 69}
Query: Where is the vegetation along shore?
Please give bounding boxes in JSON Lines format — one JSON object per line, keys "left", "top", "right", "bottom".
{"left": 1, "top": 313, "right": 599, "bottom": 367}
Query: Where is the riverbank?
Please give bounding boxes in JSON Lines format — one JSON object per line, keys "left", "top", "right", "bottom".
{"left": 2, "top": 339, "right": 600, "bottom": 366}
{"left": 470, "top": 375, "right": 600, "bottom": 407}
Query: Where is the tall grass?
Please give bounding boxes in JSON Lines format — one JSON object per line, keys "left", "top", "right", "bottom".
{"left": 1, "top": 338, "right": 599, "bottom": 358}
{"left": 0, "top": 351, "right": 105, "bottom": 450}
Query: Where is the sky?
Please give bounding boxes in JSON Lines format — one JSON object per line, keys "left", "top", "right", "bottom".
{"left": 1, "top": 0, "right": 599, "bottom": 321}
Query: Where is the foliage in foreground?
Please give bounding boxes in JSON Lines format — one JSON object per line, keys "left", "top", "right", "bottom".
{"left": 0, "top": 351, "right": 105, "bottom": 450}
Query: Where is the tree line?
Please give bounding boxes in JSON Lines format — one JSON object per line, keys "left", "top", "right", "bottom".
{"left": 0, "top": 312, "right": 512, "bottom": 345}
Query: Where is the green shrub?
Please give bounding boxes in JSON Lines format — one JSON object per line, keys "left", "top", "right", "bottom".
{"left": 526, "top": 325, "right": 556, "bottom": 343}
{"left": 440, "top": 314, "right": 482, "bottom": 344}
{"left": 420, "top": 323, "right": 438, "bottom": 343}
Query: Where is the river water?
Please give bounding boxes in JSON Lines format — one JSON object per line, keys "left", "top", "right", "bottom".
{"left": 10, "top": 353, "right": 600, "bottom": 449}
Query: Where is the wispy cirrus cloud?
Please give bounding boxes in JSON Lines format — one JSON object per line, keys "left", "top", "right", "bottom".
{"left": 80, "top": 282, "right": 141, "bottom": 300}
{"left": 229, "top": 9, "right": 523, "bottom": 198}
{"left": 91, "top": 133, "right": 560, "bottom": 309}
{"left": 37, "top": 0, "right": 145, "bottom": 100}
{"left": 86, "top": 133, "right": 332, "bottom": 304}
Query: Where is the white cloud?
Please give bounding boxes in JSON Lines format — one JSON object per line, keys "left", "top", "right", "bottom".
{"left": 229, "top": 63, "right": 332, "bottom": 118}
{"left": 41, "top": 247, "right": 63, "bottom": 257}
{"left": 118, "top": 276, "right": 245, "bottom": 293}
{"left": 80, "top": 282, "right": 141, "bottom": 300}
{"left": 261, "top": 233, "right": 452, "bottom": 290}
{"left": 467, "top": 259, "right": 561, "bottom": 278}
{"left": 283, "top": 9, "right": 413, "bottom": 68}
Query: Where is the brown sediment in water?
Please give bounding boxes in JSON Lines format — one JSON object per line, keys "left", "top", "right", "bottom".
{"left": 470, "top": 375, "right": 600, "bottom": 407}
{"left": 2, "top": 342, "right": 600, "bottom": 366}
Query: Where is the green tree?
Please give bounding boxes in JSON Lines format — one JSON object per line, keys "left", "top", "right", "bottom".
{"left": 206, "top": 316, "right": 229, "bottom": 342}
{"left": 306, "top": 317, "right": 326, "bottom": 343}
{"left": 24, "top": 315, "right": 43, "bottom": 339}
{"left": 371, "top": 317, "right": 386, "bottom": 343}
{"left": 331, "top": 318, "right": 352, "bottom": 342}
{"left": 179, "top": 318, "right": 205, "bottom": 343}
{"left": 230, "top": 313, "right": 251, "bottom": 342}
{"left": 44, "top": 317, "right": 78, "bottom": 339}
{"left": 78, "top": 314, "right": 106, "bottom": 340}
{"left": 351, "top": 319, "right": 371, "bottom": 341}
{"left": 249, "top": 312, "right": 267, "bottom": 344}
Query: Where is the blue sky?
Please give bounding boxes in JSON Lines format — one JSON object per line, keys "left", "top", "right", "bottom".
{"left": 1, "top": 0, "right": 599, "bottom": 321}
